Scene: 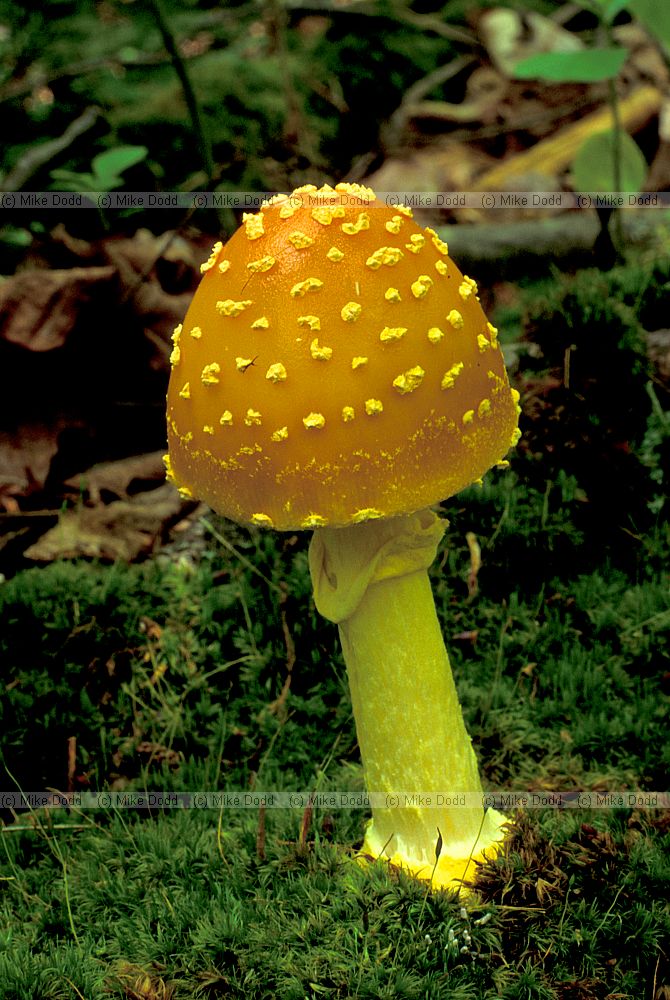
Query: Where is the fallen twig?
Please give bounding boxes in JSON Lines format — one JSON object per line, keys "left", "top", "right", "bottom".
{"left": 0, "top": 106, "right": 100, "bottom": 192}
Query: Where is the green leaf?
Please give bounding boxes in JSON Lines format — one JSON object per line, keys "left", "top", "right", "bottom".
{"left": 49, "top": 168, "right": 96, "bottom": 192}
{"left": 0, "top": 226, "right": 33, "bottom": 248}
{"left": 512, "top": 48, "right": 628, "bottom": 82}
{"left": 572, "top": 129, "right": 647, "bottom": 193}
{"left": 91, "top": 145, "right": 148, "bottom": 187}
{"left": 626, "top": 0, "right": 670, "bottom": 57}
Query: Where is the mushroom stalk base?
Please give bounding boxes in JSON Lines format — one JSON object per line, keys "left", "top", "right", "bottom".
{"left": 309, "top": 509, "right": 507, "bottom": 892}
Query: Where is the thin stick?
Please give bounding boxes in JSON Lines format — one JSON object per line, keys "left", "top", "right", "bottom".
{"left": 0, "top": 107, "right": 99, "bottom": 192}
{"left": 147, "top": 0, "right": 215, "bottom": 186}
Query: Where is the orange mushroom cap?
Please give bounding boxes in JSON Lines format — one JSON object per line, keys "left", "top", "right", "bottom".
{"left": 166, "top": 182, "right": 520, "bottom": 530}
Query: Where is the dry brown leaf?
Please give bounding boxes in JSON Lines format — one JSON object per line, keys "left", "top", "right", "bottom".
{"left": 614, "top": 22, "right": 669, "bottom": 90}
{"left": 406, "top": 67, "right": 508, "bottom": 126}
{"left": 24, "top": 482, "right": 182, "bottom": 563}
{"left": 64, "top": 450, "right": 167, "bottom": 503}
{"left": 646, "top": 329, "right": 670, "bottom": 384}
{"left": 101, "top": 229, "right": 197, "bottom": 364}
{"left": 0, "top": 420, "right": 77, "bottom": 500}
{"left": 0, "top": 266, "right": 117, "bottom": 351}
{"left": 365, "top": 144, "right": 493, "bottom": 213}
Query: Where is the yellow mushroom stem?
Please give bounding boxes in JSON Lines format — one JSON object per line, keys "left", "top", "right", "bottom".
{"left": 308, "top": 508, "right": 507, "bottom": 892}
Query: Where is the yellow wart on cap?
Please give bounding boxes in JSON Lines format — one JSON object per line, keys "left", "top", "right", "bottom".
{"left": 302, "top": 514, "right": 329, "bottom": 528}
{"left": 385, "top": 287, "right": 401, "bottom": 303}
{"left": 310, "top": 338, "right": 333, "bottom": 361}
{"left": 334, "top": 181, "right": 376, "bottom": 201}
{"left": 218, "top": 259, "right": 230, "bottom": 274}
{"left": 365, "top": 398, "right": 384, "bottom": 416}
{"left": 478, "top": 398, "right": 492, "bottom": 417}
{"left": 427, "top": 327, "right": 444, "bottom": 344}
{"left": 279, "top": 200, "right": 299, "bottom": 219}
{"left": 290, "top": 277, "right": 324, "bottom": 298}
{"left": 312, "top": 204, "right": 346, "bottom": 225}
{"left": 341, "top": 212, "right": 370, "bottom": 235}
{"left": 251, "top": 316, "right": 269, "bottom": 330}
{"left": 303, "top": 412, "right": 326, "bottom": 429}
{"left": 351, "top": 356, "right": 368, "bottom": 369}
{"left": 170, "top": 344, "right": 181, "bottom": 366}
{"left": 201, "top": 363, "right": 221, "bottom": 385}
{"left": 203, "top": 424, "right": 214, "bottom": 435}
{"left": 405, "top": 234, "right": 425, "bottom": 254}
{"left": 462, "top": 409, "right": 475, "bottom": 424}
{"left": 247, "top": 255, "right": 275, "bottom": 274}
{"left": 179, "top": 382, "right": 191, "bottom": 399}
{"left": 200, "top": 241, "right": 223, "bottom": 273}
{"left": 190, "top": 326, "right": 202, "bottom": 339}
{"left": 342, "top": 405, "right": 355, "bottom": 421}
{"left": 216, "top": 299, "right": 253, "bottom": 317}
{"left": 245, "top": 409, "right": 262, "bottom": 426}
{"left": 271, "top": 426, "right": 289, "bottom": 442}
{"left": 326, "top": 246, "right": 344, "bottom": 262}
{"left": 441, "top": 362, "right": 464, "bottom": 389}
{"left": 477, "top": 333, "right": 491, "bottom": 352}
{"left": 251, "top": 513, "right": 274, "bottom": 527}
{"left": 235, "top": 357, "right": 254, "bottom": 372}
{"left": 487, "top": 322, "right": 499, "bottom": 347}
{"left": 341, "top": 301, "right": 362, "bottom": 322}
{"left": 459, "top": 276, "right": 478, "bottom": 301}
{"left": 243, "top": 212, "right": 265, "bottom": 240}
{"left": 380, "top": 327, "right": 407, "bottom": 343}
{"left": 352, "top": 507, "right": 384, "bottom": 522}
{"left": 435, "top": 259, "right": 448, "bottom": 276}
{"left": 447, "top": 309, "right": 464, "bottom": 329}
{"left": 298, "top": 315, "right": 321, "bottom": 331}
{"left": 220, "top": 410, "right": 233, "bottom": 425}
{"left": 411, "top": 275, "right": 433, "bottom": 299}
{"left": 393, "top": 366, "right": 425, "bottom": 395}
{"left": 366, "top": 247, "right": 404, "bottom": 269}
{"left": 385, "top": 216, "right": 403, "bottom": 235}
{"left": 288, "top": 231, "right": 315, "bottom": 249}
{"left": 266, "top": 362, "right": 287, "bottom": 382}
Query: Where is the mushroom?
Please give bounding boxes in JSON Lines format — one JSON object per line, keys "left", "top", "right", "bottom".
{"left": 166, "top": 183, "right": 520, "bottom": 891}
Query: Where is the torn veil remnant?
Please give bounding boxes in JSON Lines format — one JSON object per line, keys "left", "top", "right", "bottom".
{"left": 166, "top": 182, "right": 521, "bottom": 892}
